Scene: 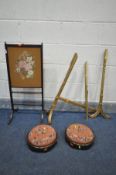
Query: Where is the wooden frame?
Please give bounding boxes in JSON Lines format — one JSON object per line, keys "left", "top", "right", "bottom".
{"left": 5, "top": 43, "right": 44, "bottom": 124}
{"left": 48, "top": 53, "right": 96, "bottom": 124}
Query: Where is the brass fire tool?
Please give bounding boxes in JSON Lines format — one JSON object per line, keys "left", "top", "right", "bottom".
{"left": 48, "top": 53, "right": 95, "bottom": 124}
{"left": 89, "top": 49, "right": 111, "bottom": 119}
{"left": 85, "top": 62, "right": 88, "bottom": 120}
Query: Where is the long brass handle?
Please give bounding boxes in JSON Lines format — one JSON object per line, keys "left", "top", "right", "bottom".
{"left": 99, "top": 49, "right": 108, "bottom": 105}
{"left": 85, "top": 62, "right": 88, "bottom": 120}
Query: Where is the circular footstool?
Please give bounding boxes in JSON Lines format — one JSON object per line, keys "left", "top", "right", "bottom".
{"left": 27, "top": 124, "right": 57, "bottom": 152}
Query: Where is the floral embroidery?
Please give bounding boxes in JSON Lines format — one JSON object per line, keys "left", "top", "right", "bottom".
{"left": 15, "top": 51, "right": 35, "bottom": 80}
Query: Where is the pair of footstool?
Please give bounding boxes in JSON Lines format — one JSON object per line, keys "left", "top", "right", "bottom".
{"left": 27, "top": 123, "right": 95, "bottom": 152}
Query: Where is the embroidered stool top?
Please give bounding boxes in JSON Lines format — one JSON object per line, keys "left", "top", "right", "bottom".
{"left": 66, "top": 123, "right": 95, "bottom": 148}
{"left": 27, "top": 124, "right": 57, "bottom": 151}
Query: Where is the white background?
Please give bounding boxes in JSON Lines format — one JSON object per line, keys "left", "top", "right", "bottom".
{"left": 0, "top": 0, "right": 116, "bottom": 104}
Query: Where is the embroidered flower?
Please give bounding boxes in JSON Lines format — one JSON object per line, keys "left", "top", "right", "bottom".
{"left": 15, "top": 51, "right": 35, "bottom": 80}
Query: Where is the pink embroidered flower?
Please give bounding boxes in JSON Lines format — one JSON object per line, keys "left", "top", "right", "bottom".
{"left": 24, "top": 63, "right": 32, "bottom": 71}
{"left": 18, "top": 60, "right": 26, "bottom": 68}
